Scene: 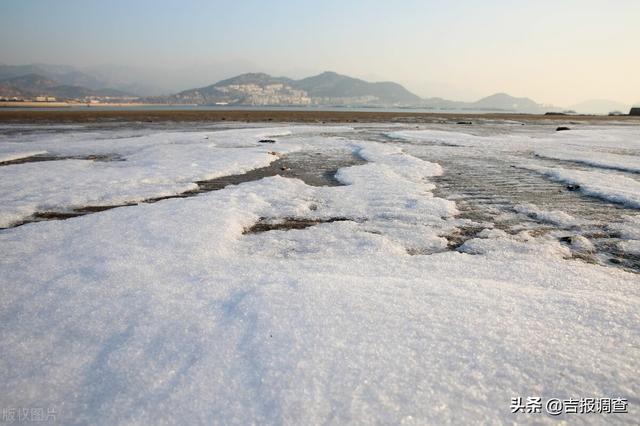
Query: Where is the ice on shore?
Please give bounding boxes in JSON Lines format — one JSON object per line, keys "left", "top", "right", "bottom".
{"left": 0, "top": 127, "right": 344, "bottom": 227}
{"left": 513, "top": 203, "right": 579, "bottom": 227}
{"left": 0, "top": 123, "right": 639, "bottom": 424}
{"left": 0, "top": 150, "right": 48, "bottom": 163}
{"left": 535, "top": 148, "right": 640, "bottom": 173}
{"left": 610, "top": 215, "right": 640, "bottom": 256}
{"left": 391, "top": 125, "right": 640, "bottom": 153}
{"left": 522, "top": 164, "right": 640, "bottom": 209}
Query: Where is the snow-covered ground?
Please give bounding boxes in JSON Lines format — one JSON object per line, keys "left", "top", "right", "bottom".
{"left": 0, "top": 122, "right": 638, "bottom": 424}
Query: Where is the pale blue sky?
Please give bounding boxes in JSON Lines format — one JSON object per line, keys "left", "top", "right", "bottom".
{"left": 1, "top": 0, "right": 638, "bottom": 105}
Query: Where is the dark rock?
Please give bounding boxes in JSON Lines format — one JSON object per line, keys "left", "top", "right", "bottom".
{"left": 545, "top": 112, "right": 567, "bottom": 116}
{"left": 556, "top": 126, "right": 570, "bottom": 131}
{"left": 566, "top": 184, "right": 581, "bottom": 191}
{"left": 258, "top": 139, "right": 276, "bottom": 144}
{"left": 457, "top": 121, "right": 472, "bottom": 125}
{"left": 630, "top": 107, "right": 640, "bottom": 116}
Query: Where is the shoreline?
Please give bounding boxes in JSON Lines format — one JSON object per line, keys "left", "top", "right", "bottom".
{"left": 1, "top": 109, "right": 640, "bottom": 124}
{"left": 0, "top": 101, "right": 190, "bottom": 108}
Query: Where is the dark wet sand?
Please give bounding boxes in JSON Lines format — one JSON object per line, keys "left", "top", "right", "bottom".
{"left": 1, "top": 109, "right": 640, "bottom": 124}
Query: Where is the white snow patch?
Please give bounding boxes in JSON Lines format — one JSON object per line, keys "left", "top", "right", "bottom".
{"left": 477, "top": 228, "right": 509, "bottom": 239}
{"left": 514, "top": 203, "right": 579, "bottom": 227}
{"left": 2, "top": 176, "right": 637, "bottom": 423}
{"left": 569, "top": 235, "right": 596, "bottom": 253}
{"left": 0, "top": 150, "right": 47, "bottom": 163}
{"left": 521, "top": 165, "right": 640, "bottom": 209}
{"left": 535, "top": 148, "right": 640, "bottom": 173}
{"left": 0, "top": 127, "right": 354, "bottom": 227}
{"left": 618, "top": 240, "right": 640, "bottom": 255}
{"left": 609, "top": 215, "right": 640, "bottom": 240}
{"left": 458, "top": 232, "right": 572, "bottom": 259}
{"left": 1, "top": 125, "right": 639, "bottom": 424}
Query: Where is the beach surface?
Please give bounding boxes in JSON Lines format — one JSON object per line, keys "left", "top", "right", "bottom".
{"left": 2, "top": 108, "right": 640, "bottom": 124}
{"left": 1, "top": 117, "right": 638, "bottom": 424}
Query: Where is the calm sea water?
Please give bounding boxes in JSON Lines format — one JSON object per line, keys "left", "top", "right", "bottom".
{"left": 0, "top": 104, "right": 532, "bottom": 114}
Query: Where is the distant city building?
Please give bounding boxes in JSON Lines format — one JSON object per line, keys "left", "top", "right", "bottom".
{"left": 216, "top": 83, "right": 311, "bottom": 105}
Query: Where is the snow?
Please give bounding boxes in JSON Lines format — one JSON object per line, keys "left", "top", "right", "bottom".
{"left": 609, "top": 215, "right": 640, "bottom": 240}
{"left": 513, "top": 203, "right": 579, "bottom": 227}
{"left": 521, "top": 165, "right": 640, "bottom": 209}
{"left": 241, "top": 143, "right": 456, "bottom": 256}
{"left": 610, "top": 215, "right": 640, "bottom": 256}
{"left": 1, "top": 123, "right": 639, "bottom": 424}
{"left": 618, "top": 240, "right": 640, "bottom": 255}
{"left": 535, "top": 148, "right": 640, "bottom": 173}
{"left": 0, "top": 150, "right": 47, "bottom": 163}
{"left": 570, "top": 235, "right": 596, "bottom": 252}
{"left": 0, "top": 127, "right": 338, "bottom": 227}
{"left": 458, "top": 230, "right": 573, "bottom": 259}
{"left": 390, "top": 125, "right": 640, "bottom": 153}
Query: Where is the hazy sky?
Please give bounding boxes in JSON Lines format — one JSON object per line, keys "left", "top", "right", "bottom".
{"left": 1, "top": 0, "right": 639, "bottom": 105}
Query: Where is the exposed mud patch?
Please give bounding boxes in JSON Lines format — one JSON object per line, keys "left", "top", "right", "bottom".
{"left": 244, "top": 217, "right": 355, "bottom": 234}
{"left": 0, "top": 153, "right": 123, "bottom": 166}
{"left": 443, "top": 225, "right": 487, "bottom": 250}
{"left": 142, "top": 151, "right": 364, "bottom": 205}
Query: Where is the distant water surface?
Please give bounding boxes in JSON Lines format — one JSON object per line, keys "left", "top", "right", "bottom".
{"left": 0, "top": 104, "right": 540, "bottom": 114}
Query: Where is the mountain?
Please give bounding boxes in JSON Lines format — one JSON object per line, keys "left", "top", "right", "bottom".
{"left": 0, "top": 73, "right": 135, "bottom": 100}
{"left": 0, "top": 74, "right": 59, "bottom": 93}
{"left": 569, "top": 99, "right": 631, "bottom": 115}
{"left": 0, "top": 63, "right": 167, "bottom": 96}
{"left": 295, "top": 71, "right": 422, "bottom": 104}
{"left": 216, "top": 72, "right": 294, "bottom": 87}
{"left": 170, "top": 72, "right": 548, "bottom": 110}
{"left": 0, "top": 62, "right": 267, "bottom": 97}
{"left": 0, "top": 64, "right": 108, "bottom": 91}
{"left": 421, "top": 92, "right": 545, "bottom": 113}
{"left": 171, "top": 71, "right": 422, "bottom": 106}
{"left": 471, "top": 93, "right": 542, "bottom": 113}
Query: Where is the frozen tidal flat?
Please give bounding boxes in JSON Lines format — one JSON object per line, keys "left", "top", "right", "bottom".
{"left": 1, "top": 121, "right": 639, "bottom": 424}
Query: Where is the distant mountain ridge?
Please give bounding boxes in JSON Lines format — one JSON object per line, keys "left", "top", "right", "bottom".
{"left": 418, "top": 92, "right": 545, "bottom": 113}
{"left": 1, "top": 63, "right": 632, "bottom": 113}
{"left": 569, "top": 99, "right": 632, "bottom": 115}
{"left": 170, "top": 71, "right": 547, "bottom": 111}
{"left": 295, "top": 71, "right": 421, "bottom": 104}
{"left": 171, "top": 71, "right": 422, "bottom": 106}
{"left": 472, "top": 93, "right": 542, "bottom": 112}
{"left": 0, "top": 64, "right": 108, "bottom": 91}
{"left": 215, "top": 72, "right": 294, "bottom": 87}
{"left": 0, "top": 72, "right": 135, "bottom": 100}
